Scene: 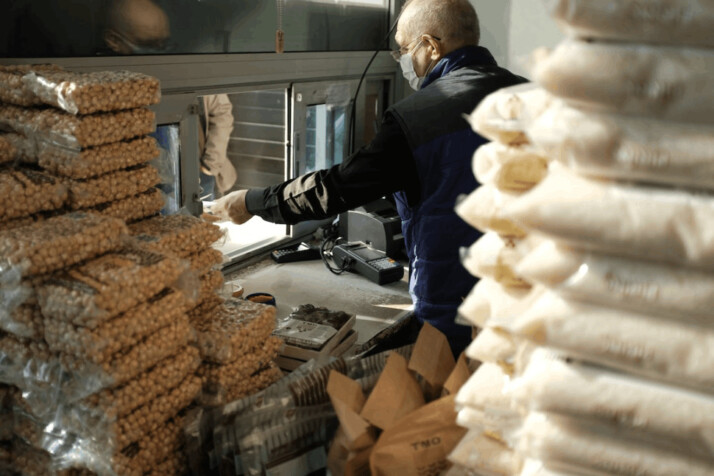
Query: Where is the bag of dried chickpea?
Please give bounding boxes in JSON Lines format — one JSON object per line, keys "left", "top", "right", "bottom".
{"left": 516, "top": 239, "right": 714, "bottom": 320}
{"left": 527, "top": 101, "right": 714, "bottom": 190}
{"left": 0, "top": 304, "right": 44, "bottom": 340}
{"left": 509, "top": 290, "right": 714, "bottom": 392}
{"left": 534, "top": 39, "right": 714, "bottom": 124}
{"left": 37, "top": 135, "right": 159, "bottom": 180}
{"left": 59, "top": 315, "right": 194, "bottom": 401}
{"left": 23, "top": 69, "right": 161, "bottom": 115}
{"left": 189, "top": 297, "right": 277, "bottom": 364}
{"left": 113, "top": 413, "right": 186, "bottom": 476}
{"left": 0, "top": 133, "right": 20, "bottom": 165}
{"left": 43, "top": 289, "right": 187, "bottom": 363}
{"left": 60, "top": 372, "right": 201, "bottom": 454}
{"left": 455, "top": 185, "right": 527, "bottom": 237}
{"left": 511, "top": 351, "right": 714, "bottom": 459}
{"left": 187, "top": 246, "right": 224, "bottom": 276}
{"left": 67, "top": 164, "right": 160, "bottom": 210}
{"left": 146, "top": 450, "right": 188, "bottom": 476}
{"left": 38, "top": 245, "right": 186, "bottom": 328}
{"left": 89, "top": 187, "right": 165, "bottom": 224}
{"left": 198, "top": 337, "right": 283, "bottom": 405}
{"left": 545, "top": 0, "right": 714, "bottom": 48}
{"left": 0, "top": 64, "right": 63, "bottom": 107}
{"left": 519, "top": 413, "right": 714, "bottom": 476}
{"left": 0, "top": 104, "right": 156, "bottom": 149}
{"left": 461, "top": 233, "right": 536, "bottom": 288}
{"left": 0, "top": 167, "right": 68, "bottom": 222}
{"left": 505, "top": 164, "right": 714, "bottom": 269}
{"left": 0, "top": 211, "right": 127, "bottom": 279}
{"left": 129, "top": 213, "right": 224, "bottom": 258}
{"left": 466, "top": 83, "right": 552, "bottom": 145}
{"left": 193, "top": 269, "right": 224, "bottom": 309}
{"left": 473, "top": 142, "right": 549, "bottom": 192}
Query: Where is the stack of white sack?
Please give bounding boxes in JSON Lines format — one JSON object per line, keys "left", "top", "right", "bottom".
{"left": 445, "top": 83, "right": 553, "bottom": 475}
{"left": 447, "top": 0, "right": 714, "bottom": 475}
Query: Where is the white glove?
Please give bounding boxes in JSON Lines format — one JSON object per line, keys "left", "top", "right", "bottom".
{"left": 203, "top": 189, "right": 253, "bottom": 224}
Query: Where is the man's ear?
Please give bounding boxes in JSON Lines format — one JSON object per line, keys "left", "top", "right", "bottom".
{"left": 424, "top": 35, "right": 442, "bottom": 60}
{"left": 104, "top": 29, "right": 127, "bottom": 54}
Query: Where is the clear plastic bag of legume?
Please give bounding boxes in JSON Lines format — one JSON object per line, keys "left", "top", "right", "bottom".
{"left": 23, "top": 69, "right": 161, "bottom": 115}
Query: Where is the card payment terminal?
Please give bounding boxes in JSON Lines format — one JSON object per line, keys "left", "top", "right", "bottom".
{"left": 331, "top": 242, "right": 404, "bottom": 285}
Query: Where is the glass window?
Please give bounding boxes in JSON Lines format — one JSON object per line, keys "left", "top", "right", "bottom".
{"left": 199, "top": 90, "right": 288, "bottom": 259}
{"left": 0, "top": 0, "right": 395, "bottom": 57}
{"left": 150, "top": 124, "right": 181, "bottom": 215}
{"left": 305, "top": 104, "right": 346, "bottom": 173}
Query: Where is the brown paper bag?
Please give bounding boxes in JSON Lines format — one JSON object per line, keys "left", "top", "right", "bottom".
{"left": 328, "top": 429, "right": 373, "bottom": 476}
{"left": 327, "top": 370, "right": 375, "bottom": 450}
{"left": 408, "top": 323, "right": 456, "bottom": 391}
{"left": 361, "top": 352, "right": 425, "bottom": 430}
{"left": 369, "top": 395, "right": 467, "bottom": 476}
{"left": 443, "top": 352, "right": 471, "bottom": 396}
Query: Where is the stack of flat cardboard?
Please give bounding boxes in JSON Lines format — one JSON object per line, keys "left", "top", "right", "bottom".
{"left": 273, "top": 304, "right": 358, "bottom": 371}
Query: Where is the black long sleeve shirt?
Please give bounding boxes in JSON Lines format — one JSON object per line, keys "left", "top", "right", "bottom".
{"left": 245, "top": 112, "right": 420, "bottom": 225}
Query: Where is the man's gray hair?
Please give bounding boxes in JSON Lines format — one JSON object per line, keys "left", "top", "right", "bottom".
{"left": 401, "top": 0, "right": 480, "bottom": 45}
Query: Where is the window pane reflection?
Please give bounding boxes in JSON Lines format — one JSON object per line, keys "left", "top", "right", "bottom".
{"left": 0, "top": 0, "right": 393, "bottom": 57}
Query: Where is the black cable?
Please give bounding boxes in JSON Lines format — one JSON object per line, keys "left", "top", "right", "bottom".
{"left": 320, "top": 234, "right": 351, "bottom": 275}
{"left": 348, "top": 0, "right": 400, "bottom": 153}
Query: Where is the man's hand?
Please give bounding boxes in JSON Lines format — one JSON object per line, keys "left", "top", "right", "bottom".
{"left": 203, "top": 189, "right": 253, "bottom": 224}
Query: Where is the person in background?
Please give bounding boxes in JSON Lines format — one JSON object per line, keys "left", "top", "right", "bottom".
{"left": 104, "top": 0, "right": 171, "bottom": 54}
{"left": 209, "top": 0, "right": 527, "bottom": 356}
{"left": 104, "top": 0, "right": 237, "bottom": 200}
{"left": 198, "top": 94, "right": 237, "bottom": 200}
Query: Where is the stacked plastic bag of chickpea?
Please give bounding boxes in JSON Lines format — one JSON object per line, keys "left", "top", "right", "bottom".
{"left": 447, "top": 1, "right": 714, "bottom": 475}
{"left": 0, "top": 66, "right": 211, "bottom": 475}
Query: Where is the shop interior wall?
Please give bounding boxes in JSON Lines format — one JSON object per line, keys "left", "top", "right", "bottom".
{"left": 469, "top": 0, "right": 563, "bottom": 80}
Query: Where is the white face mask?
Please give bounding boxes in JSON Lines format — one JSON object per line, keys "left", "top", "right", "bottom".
{"left": 399, "top": 41, "right": 424, "bottom": 90}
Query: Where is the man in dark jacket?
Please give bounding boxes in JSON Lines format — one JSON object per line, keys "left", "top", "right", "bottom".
{"left": 210, "top": 0, "right": 526, "bottom": 355}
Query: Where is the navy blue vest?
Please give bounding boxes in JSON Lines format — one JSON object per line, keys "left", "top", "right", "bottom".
{"left": 389, "top": 46, "right": 526, "bottom": 354}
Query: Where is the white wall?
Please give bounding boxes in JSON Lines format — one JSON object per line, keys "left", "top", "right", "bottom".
{"left": 507, "top": 0, "right": 563, "bottom": 78}
{"left": 469, "top": 0, "right": 563, "bottom": 79}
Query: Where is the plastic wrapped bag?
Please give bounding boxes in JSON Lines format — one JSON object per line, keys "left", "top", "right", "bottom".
{"left": 43, "top": 289, "right": 186, "bottom": 364}
{"left": 187, "top": 247, "right": 224, "bottom": 276}
{"left": 189, "top": 297, "right": 276, "bottom": 364}
{"left": 527, "top": 101, "right": 714, "bottom": 190}
{"left": 466, "top": 328, "right": 518, "bottom": 369}
{"left": 0, "top": 104, "right": 155, "bottom": 150}
{"left": 0, "top": 64, "right": 63, "bottom": 107}
{"left": 82, "top": 346, "right": 199, "bottom": 423}
{"left": 458, "top": 278, "right": 533, "bottom": 328}
{"left": 505, "top": 164, "right": 714, "bottom": 269}
{"left": 449, "top": 429, "right": 520, "bottom": 476}
{"left": 473, "top": 142, "right": 548, "bottom": 192}
{"left": 0, "top": 211, "right": 127, "bottom": 279}
{"left": 1, "top": 304, "right": 44, "bottom": 340}
{"left": 67, "top": 164, "right": 159, "bottom": 210}
{"left": 38, "top": 135, "right": 159, "bottom": 180}
{"left": 545, "top": 0, "right": 714, "bottom": 48}
{"left": 456, "top": 185, "right": 526, "bottom": 237}
{"left": 461, "top": 233, "right": 535, "bottom": 287}
{"left": 0, "top": 133, "right": 19, "bottom": 164}
{"left": 23, "top": 69, "right": 161, "bottom": 115}
{"left": 198, "top": 337, "right": 283, "bottom": 397}
{"left": 534, "top": 39, "right": 714, "bottom": 124}
{"left": 89, "top": 187, "right": 164, "bottom": 224}
{"left": 466, "top": 83, "right": 552, "bottom": 144}
{"left": 511, "top": 352, "right": 714, "bottom": 458}
{"left": 222, "top": 362, "right": 284, "bottom": 404}
{"left": 38, "top": 245, "right": 186, "bottom": 328}
{"left": 114, "top": 414, "right": 186, "bottom": 476}
{"left": 58, "top": 316, "right": 193, "bottom": 401}
{"left": 193, "top": 270, "right": 225, "bottom": 309}
{"left": 516, "top": 240, "right": 714, "bottom": 320}
{"left": 509, "top": 291, "right": 714, "bottom": 391}
{"left": 519, "top": 413, "right": 714, "bottom": 476}
{"left": 237, "top": 403, "right": 337, "bottom": 476}
{"left": 0, "top": 167, "right": 67, "bottom": 222}
{"left": 129, "top": 213, "right": 224, "bottom": 258}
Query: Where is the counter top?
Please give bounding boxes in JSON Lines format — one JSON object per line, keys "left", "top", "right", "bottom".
{"left": 224, "top": 255, "right": 413, "bottom": 355}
